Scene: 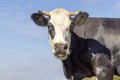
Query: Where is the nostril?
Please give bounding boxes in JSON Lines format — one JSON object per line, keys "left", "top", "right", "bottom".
{"left": 64, "top": 44, "right": 68, "bottom": 50}
{"left": 54, "top": 43, "right": 58, "bottom": 49}
{"left": 54, "top": 43, "right": 59, "bottom": 52}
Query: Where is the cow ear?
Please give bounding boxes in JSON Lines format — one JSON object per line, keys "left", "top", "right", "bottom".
{"left": 31, "top": 12, "right": 48, "bottom": 27}
{"left": 72, "top": 12, "right": 89, "bottom": 26}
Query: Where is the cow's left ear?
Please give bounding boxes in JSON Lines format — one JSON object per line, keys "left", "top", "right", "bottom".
{"left": 72, "top": 12, "right": 89, "bottom": 26}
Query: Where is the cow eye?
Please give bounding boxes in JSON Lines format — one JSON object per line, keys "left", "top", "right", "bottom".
{"left": 66, "top": 28, "right": 69, "bottom": 31}
{"left": 70, "top": 23, "right": 74, "bottom": 32}
{"left": 48, "top": 23, "right": 55, "bottom": 39}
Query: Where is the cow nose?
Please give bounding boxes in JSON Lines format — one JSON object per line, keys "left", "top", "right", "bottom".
{"left": 54, "top": 43, "right": 68, "bottom": 53}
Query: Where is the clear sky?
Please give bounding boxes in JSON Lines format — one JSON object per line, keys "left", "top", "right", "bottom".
{"left": 0, "top": 0, "right": 120, "bottom": 80}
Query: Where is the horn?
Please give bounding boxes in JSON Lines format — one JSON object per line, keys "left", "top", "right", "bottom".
{"left": 69, "top": 11, "right": 80, "bottom": 16}
{"left": 38, "top": 10, "right": 50, "bottom": 16}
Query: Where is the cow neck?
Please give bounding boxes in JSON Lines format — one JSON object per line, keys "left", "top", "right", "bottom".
{"left": 70, "top": 31, "right": 87, "bottom": 54}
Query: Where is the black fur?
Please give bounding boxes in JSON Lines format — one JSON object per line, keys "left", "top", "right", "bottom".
{"left": 47, "top": 22, "right": 55, "bottom": 39}
{"left": 31, "top": 11, "right": 120, "bottom": 80}
{"left": 72, "top": 12, "right": 89, "bottom": 26}
{"left": 31, "top": 12, "right": 48, "bottom": 26}
{"left": 62, "top": 12, "right": 120, "bottom": 80}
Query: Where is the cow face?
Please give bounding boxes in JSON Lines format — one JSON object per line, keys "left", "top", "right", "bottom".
{"left": 31, "top": 8, "right": 88, "bottom": 60}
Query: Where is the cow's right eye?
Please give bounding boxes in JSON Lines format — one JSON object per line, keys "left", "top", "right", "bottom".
{"left": 48, "top": 24, "right": 55, "bottom": 39}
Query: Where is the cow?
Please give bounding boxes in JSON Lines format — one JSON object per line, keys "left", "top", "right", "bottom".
{"left": 31, "top": 8, "right": 120, "bottom": 80}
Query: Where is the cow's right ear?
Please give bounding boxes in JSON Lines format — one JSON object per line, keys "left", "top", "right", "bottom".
{"left": 31, "top": 12, "right": 48, "bottom": 27}
{"left": 72, "top": 12, "right": 89, "bottom": 26}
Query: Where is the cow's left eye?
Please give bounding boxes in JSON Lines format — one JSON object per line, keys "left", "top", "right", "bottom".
{"left": 48, "top": 23, "right": 55, "bottom": 39}
{"left": 66, "top": 28, "right": 69, "bottom": 32}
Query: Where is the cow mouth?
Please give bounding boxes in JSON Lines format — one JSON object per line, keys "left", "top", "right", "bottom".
{"left": 55, "top": 53, "right": 67, "bottom": 60}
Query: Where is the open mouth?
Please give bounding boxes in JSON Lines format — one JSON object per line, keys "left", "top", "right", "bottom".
{"left": 55, "top": 53, "right": 67, "bottom": 59}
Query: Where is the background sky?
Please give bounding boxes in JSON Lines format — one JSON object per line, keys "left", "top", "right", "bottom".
{"left": 0, "top": 0, "right": 120, "bottom": 80}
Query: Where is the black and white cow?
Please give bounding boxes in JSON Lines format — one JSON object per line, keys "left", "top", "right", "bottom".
{"left": 31, "top": 8, "right": 120, "bottom": 80}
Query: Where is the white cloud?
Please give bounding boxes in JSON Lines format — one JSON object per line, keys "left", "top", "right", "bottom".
{"left": 0, "top": 53, "right": 66, "bottom": 80}
{"left": 0, "top": 5, "right": 46, "bottom": 38}
{"left": 84, "top": 0, "right": 105, "bottom": 4}
{"left": 9, "top": 22, "right": 45, "bottom": 38}
{"left": 114, "top": 1, "right": 120, "bottom": 11}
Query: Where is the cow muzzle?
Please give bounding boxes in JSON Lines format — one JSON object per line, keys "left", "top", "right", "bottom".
{"left": 54, "top": 43, "right": 68, "bottom": 60}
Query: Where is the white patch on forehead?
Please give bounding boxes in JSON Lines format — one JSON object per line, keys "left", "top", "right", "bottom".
{"left": 48, "top": 8, "right": 71, "bottom": 44}
{"left": 49, "top": 8, "right": 71, "bottom": 28}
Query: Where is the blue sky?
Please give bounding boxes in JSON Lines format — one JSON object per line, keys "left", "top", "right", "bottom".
{"left": 0, "top": 0, "right": 120, "bottom": 80}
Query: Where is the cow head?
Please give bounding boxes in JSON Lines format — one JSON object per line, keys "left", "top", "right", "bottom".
{"left": 31, "top": 8, "right": 88, "bottom": 60}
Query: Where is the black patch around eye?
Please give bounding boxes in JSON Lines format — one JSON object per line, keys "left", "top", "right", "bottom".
{"left": 70, "top": 23, "right": 74, "bottom": 33}
{"left": 47, "top": 23, "right": 55, "bottom": 39}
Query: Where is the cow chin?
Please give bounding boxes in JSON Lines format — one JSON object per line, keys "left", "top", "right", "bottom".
{"left": 54, "top": 52, "right": 68, "bottom": 60}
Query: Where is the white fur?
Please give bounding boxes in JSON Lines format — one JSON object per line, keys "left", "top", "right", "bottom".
{"left": 96, "top": 67, "right": 103, "bottom": 75}
{"left": 48, "top": 8, "right": 72, "bottom": 59}
{"left": 96, "top": 66, "right": 107, "bottom": 77}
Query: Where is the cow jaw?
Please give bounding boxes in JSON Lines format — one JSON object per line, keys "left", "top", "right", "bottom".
{"left": 49, "top": 41, "right": 70, "bottom": 60}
